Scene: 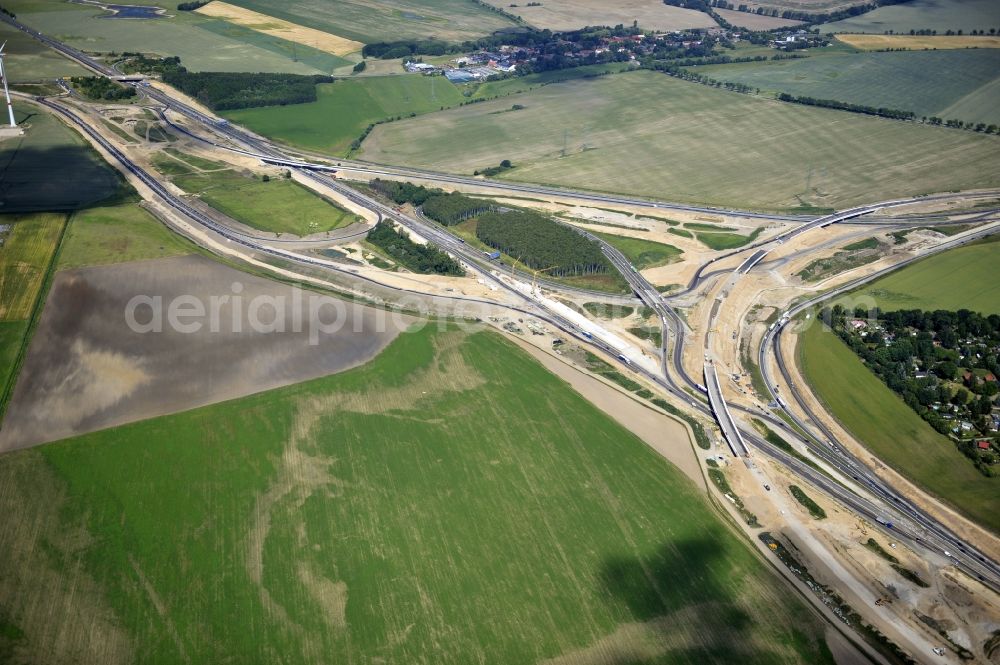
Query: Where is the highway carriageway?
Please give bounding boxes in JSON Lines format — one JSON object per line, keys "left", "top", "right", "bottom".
{"left": 757, "top": 221, "right": 1000, "bottom": 589}
{"left": 694, "top": 190, "right": 1000, "bottom": 587}
{"left": 46, "top": 91, "right": 1000, "bottom": 592}
{"left": 22, "top": 13, "right": 1000, "bottom": 589}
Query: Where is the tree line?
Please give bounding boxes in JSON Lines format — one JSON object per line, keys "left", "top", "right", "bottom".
{"left": 777, "top": 93, "right": 916, "bottom": 121}
{"left": 475, "top": 211, "right": 612, "bottom": 277}
{"left": 366, "top": 220, "right": 464, "bottom": 276}
{"left": 160, "top": 72, "right": 333, "bottom": 111}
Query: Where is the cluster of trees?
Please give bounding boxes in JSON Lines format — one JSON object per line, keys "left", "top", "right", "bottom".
{"left": 176, "top": 1, "right": 208, "bottom": 10}
{"left": 119, "top": 54, "right": 185, "bottom": 76}
{"left": 70, "top": 76, "right": 136, "bottom": 101}
{"left": 362, "top": 40, "right": 458, "bottom": 59}
{"left": 368, "top": 180, "right": 495, "bottom": 226}
{"left": 369, "top": 179, "right": 439, "bottom": 206}
{"left": 422, "top": 193, "right": 495, "bottom": 226}
{"left": 826, "top": 306, "right": 1000, "bottom": 474}
{"left": 777, "top": 93, "right": 916, "bottom": 120}
{"left": 0, "top": 5, "right": 14, "bottom": 19}
{"left": 366, "top": 220, "right": 464, "bottom": 276}
{"left": 475, "top": 211, "right": 611, "bottom": 277}
{"left": 473, "top": 159, "right": 514, "bottom": 176}
{"left": 160, "top": 72, "right": 333, "bottom": 111}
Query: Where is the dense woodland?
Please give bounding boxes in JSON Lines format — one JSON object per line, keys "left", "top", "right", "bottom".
{"left": 369, "top": 179, "right": 495, "bottom": 226}
{"left": 70, "top": 76, "right": 136, "bottom": 101}
{"left": 160, "top": 72, "right": 333, "bottom": 111}
{"left": 476, "top": 211, "right": 611, "bottom": 277}
{"left": 366, "top": 220, "right": 464, "bottom": 276}
{"left": 826, "top": 306, "right": 1000, "bottom": 474}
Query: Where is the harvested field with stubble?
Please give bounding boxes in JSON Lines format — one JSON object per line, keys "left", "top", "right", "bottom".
{"left": 362, "top": 71, "right": 1000, "bottom": 210}
{"left": 835, "top": 34, "right": 1000, "bottom": 51}
{"left": 714, "top": 8, "right": 804, "bottom": 29}
{"left": 0, "top": 325, "right": 836, "bottom": 664}
{"left": 195, "top": 1, "right": 364, "bottom": 56}
{"left": 0, "top": 254, "right": 410, "bottom": 450}
{"left": 821, "top": 0, "right": 1000, "bottom": 34}
{"left": 227, "top": 0, "right": 518, "bottom": 43}
{"left": 482, "top": 0, "right": 716, "bottom": 31}
{"left": 700, "top": 48, "right": 1000, "bottom": 126}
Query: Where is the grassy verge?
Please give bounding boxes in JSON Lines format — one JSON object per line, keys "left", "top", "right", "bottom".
{"left": 789, "top": 485, "right": 827, "bottom": 520}
{"left": 751, "top": 418, "right": 821, "bottom": 472}
{"left": 582, "top": 302, "right": 634, "bottom": 319}
{"left": 171, "top": 169, "right": 361, "bottom": 236}
{"left": 628, "top": 325, "right": 663, "bottom": 347}
{"left": 708, "top": 468, "right": 760, "bottom": 527}
{"left": 696, "top": 227, "right": 765, "bottom": 251}
{"left": 592, "top": 231, "right": 682, "bottom": 269}
{"left": 651, "top": 397, "right": 712, "bottom": 450}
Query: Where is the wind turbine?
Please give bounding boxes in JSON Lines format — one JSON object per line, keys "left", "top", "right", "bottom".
{"left": 0, "top": 42, "right": 16, "bottom": 128}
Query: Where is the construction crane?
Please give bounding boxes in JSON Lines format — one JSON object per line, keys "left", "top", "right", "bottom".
{"left": 509, "top": 254, "right": 523, "bottom": 281}
{"left": 531, "top": 266, "right": 558, "bottom": 294}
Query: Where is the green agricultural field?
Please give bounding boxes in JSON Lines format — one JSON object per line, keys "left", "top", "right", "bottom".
{"left": 170, "top": 169, "right": 360, "bottom": 236}
{"left": 798, "top": 321, "right": 999, "bottom": 532}
{"left": 0, "top": 104, "right": 124, "bottom": 212}
{"left": 821, "top": 0, "right": 1000, "bottom": 34}
{"left": 593, "top": 231, "right": 682, "bottom": 269}
{"left": 0, "top": 213, "right": 64, "bottom": 322}
{"left": 224, "top": 76, "right": 465, "bottom": 155}
{"left": 849, "top": 235, "right": 1000, "bottom": 314}
{"left": 0, "top": 326, "right": 835, "bottom": 663}
{"left": 361, "top": 71, "right": 1000, "bottom": 211}
{"left": 0, "top": 20, "right": 88, "bottom": 81}
{"left": 227, "top": 0, "right": 519, "bottom": 44}
{"left": 194, "top": 17, "right": 352, "bottom": 74}
{"left": 0, "top": 212, "right": 65, "bottom": 420}
{"left": 471, "top": 62, "right": 636, "bottom": 99}
{"left": 13, "top": 1, "right": 332, "bottom": 74}
{"left": 699, "top": 49, "right": 1000, "bottom": 126}
{"left": 57, "top": 203, "right": 197, "bottom": 270}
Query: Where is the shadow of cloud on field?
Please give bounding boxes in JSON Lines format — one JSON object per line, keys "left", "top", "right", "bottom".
{"left": 0, "top": 145, "right": 126, "bottom": 213}
{"left": 585, "top": 535, "right": 795, "bottom": 664}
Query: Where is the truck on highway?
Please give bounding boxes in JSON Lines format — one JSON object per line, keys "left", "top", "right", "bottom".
{"left": 875, "top": 516, "right": 894, "bottom": 529}
{"left": 617, "top": 354, "right": 631, "bottom": 365}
